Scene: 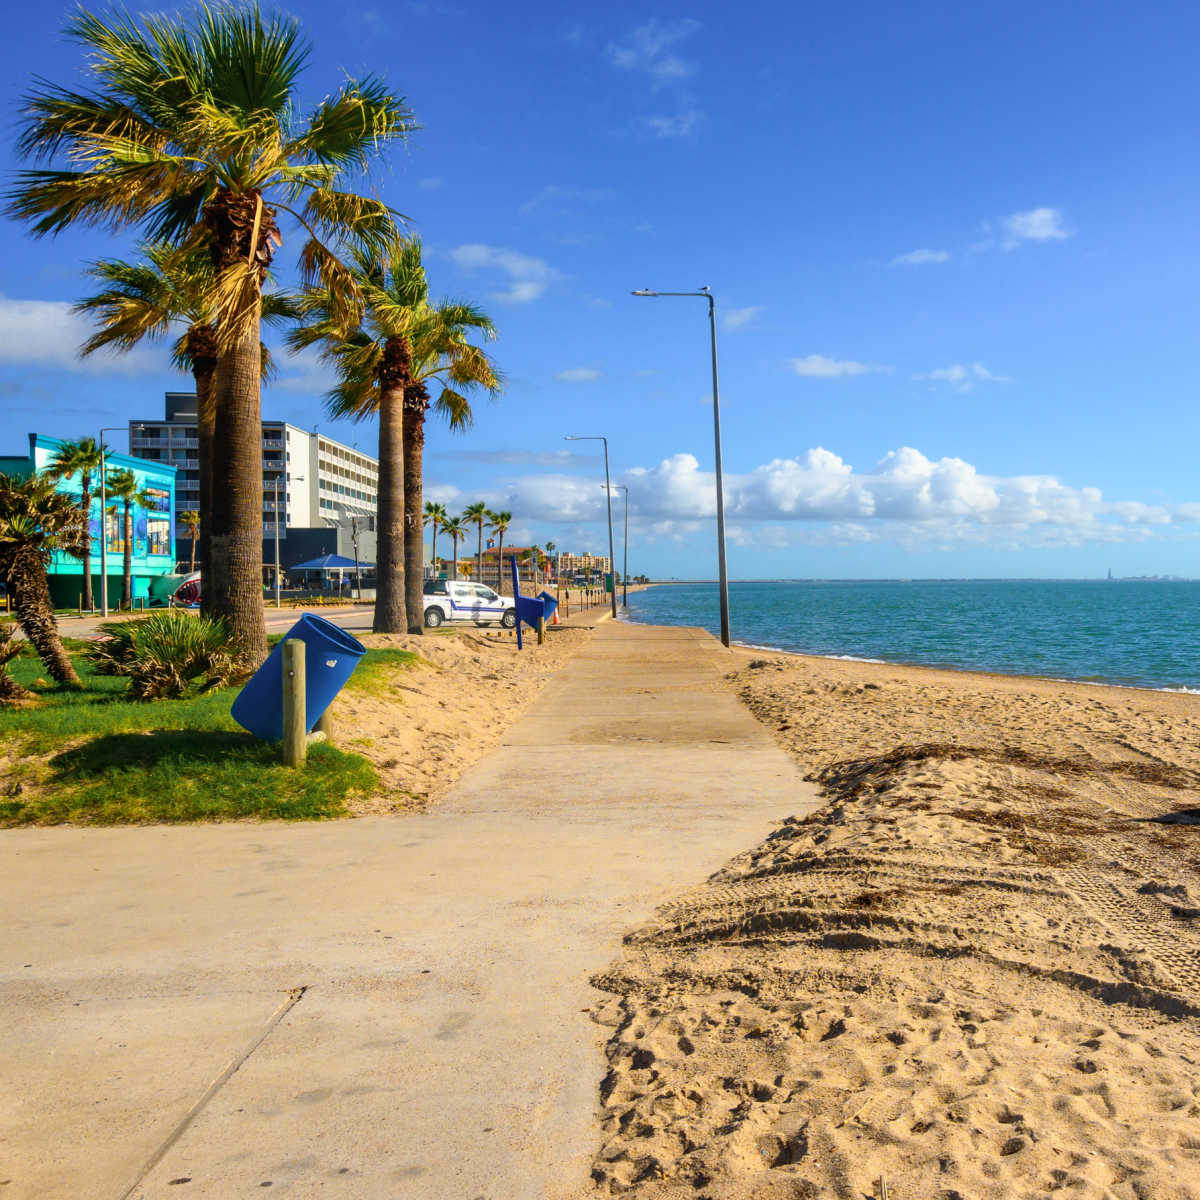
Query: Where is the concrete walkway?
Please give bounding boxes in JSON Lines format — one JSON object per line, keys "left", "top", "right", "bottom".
{"left": 0, "top": 623, "right": 819, "bottom": 1200}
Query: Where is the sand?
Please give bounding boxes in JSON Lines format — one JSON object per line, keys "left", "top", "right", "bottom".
{"left": 589, "top": 649, "right": 1200, "bottom": 1199}
{"left": 328, "top": 623, "right": 596, "bottom": 812}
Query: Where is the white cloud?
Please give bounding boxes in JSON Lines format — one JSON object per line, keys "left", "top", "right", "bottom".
{"left": 890, "top": 248, "right": 950, "bottom": 266}
{"left": 791, "top": 354, "right": 892, "bottom": 379}
{"left": 0, "top": 295, "right": 162, "bottom": 376}
{"left": 1002, "top": 207, "right": 1069, "bottom": 248}
{"left": 418, "top": 176, "right": 444, "bottom": 190}
{"left": 606, "top": 18, "right": 701, "bottom": 84}
{"left": 428, "top": 444, "right": 1197, "bottom": 551}
{"left": 918, "top": 362, "right": 1012, "bottom": 391}
{"left": 606, "top": 18, "right": 703, "bottom": 138}
{"left": 556, "top": 366, "right": 602, "bottom": 383}
{"left": 519, "top": 184, "right": 611, "bottom": 217}
{"left": 448, "top": 244, "right": 559, "bottom": 304}
{"left": 640, "top": 109, "right": 702, "bottom": 138}
{"left": 723, "top": 305, "right": 763, "bottom": 330}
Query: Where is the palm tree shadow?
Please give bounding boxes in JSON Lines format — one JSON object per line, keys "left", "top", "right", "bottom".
{"left": 1136, "top": 809, "right": 1200, "bottom": 826}
{"left": 50, "top": 729, "right": 267, "bottom": 778}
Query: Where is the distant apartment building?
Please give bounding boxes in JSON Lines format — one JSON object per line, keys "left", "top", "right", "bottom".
{"left": 129, "top": 393, "right": 379, "bottom": 545}
{"left": 556, "top": 551, "right": 611, "bottom": 578}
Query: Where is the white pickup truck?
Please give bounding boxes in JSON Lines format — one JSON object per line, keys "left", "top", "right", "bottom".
{"left": 423, "top": 579, "right": 517, "bottom": 628}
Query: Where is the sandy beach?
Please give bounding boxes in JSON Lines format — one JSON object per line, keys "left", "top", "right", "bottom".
{"left": 589, "top": 645, "right": 1200, "bottom": 1199}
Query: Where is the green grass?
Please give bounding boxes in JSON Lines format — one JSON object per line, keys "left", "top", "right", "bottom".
{"left": 342, "top": 646, "right": 421, "bottom": 692}
{"left": 0, "top": 640, "right": 400, "bottom": 826}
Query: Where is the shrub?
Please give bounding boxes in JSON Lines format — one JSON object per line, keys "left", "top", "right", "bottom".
{"left": 88, "top": 611, "right": 238, "bottom": 700}
{"left": 0, "top": 620, "right": 33, "bottom": 705}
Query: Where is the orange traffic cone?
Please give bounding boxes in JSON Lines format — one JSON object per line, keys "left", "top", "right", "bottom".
{"left": 551, "top": 606, "right": 560, "bottom": 625}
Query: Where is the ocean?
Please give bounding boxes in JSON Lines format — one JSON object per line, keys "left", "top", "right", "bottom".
{"left": 622, "top": 580, "right": 1200, "bottom": 693}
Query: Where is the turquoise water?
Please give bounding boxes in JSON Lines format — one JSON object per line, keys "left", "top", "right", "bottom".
{"left": 623, "top": 580, "right": 1200, "bottom": 692}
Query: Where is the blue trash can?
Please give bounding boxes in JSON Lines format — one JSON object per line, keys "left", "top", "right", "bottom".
{"left": 231, "top": 613, "right": 366, "bottom": 741}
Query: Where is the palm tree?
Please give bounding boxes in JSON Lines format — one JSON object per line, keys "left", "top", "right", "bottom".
{"left": 424, "top": 501, "right": 448, "bottom": 579}
{"left": 9, "top": 6, "right": 415, "bottom": 663}
{"left": 289, "top": 238, "right": 499, "bottom": 633}
{"left": 545, "top": 540, "right": 556, "bottom": 584}
{"left": 462, "top": 501, "right": 489, "bottom": 585}
{"left": 0, "top": 473, "right": 88, "bottom": 685}
{"left": 488, "top": 510, "right": 512, "bottom": 593}
{"left": 43, "top": 437, "right": 102, "bottom": 610}
{"left": 75, "top": 241, "right": 296, "bottom": 609}
{"left": 106, "top": 469, "right": 150, "bottom": 609}
{"left": 441, "top": 516, "right": 466, "bottom": 580}
{"left": 180, "top": 510, "right": 201, "bottom": 571}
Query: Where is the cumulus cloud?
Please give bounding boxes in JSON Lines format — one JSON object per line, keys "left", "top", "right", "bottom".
{"left": 890, "top": 248, "right": 950, "bottom": 266}
{"left": 1002, "top": 207, "right": 1069, "bottom": 248}
{"left": 791, "top": 354, "right": 892, "bottom": 379}
{"left": 918, "top": 362, "right": 1012, "bottom": 391}
{"left": 431, "top": 444, "right": 1199, "bottom": 551}
{"left": 556, "top": 366, "right": 602, "bottom": 383}
{"left": 448, "top": 244, "right": 559, "bottom": 303}
{"left": 0, "top": 295, "right": 162, "bottom": 376}
{"left": 723, "top": 305, "right": 763, "bottom": 330}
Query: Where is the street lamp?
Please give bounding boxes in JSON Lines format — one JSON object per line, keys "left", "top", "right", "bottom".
{"left": 565, "top": 434, "right": 618, "bottom": 619}
{"left": 97, "top": 424, "right": 140, "bottom": 617}
{"left": 271, "top": 473, "right": 303, "bottom": 607}
{"left": 632, "top": 286, "right": 731, "bottom": 647}
{"left": 601, "top": 483, "right": 630, "bottom": 608}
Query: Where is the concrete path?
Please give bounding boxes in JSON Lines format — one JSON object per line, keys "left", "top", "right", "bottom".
{"left": 0, "top": 623, "right": 819, "bottom": 1200}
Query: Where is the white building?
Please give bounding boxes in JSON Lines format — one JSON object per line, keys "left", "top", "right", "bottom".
{"left": 130, "top": 393, "right": 379, "bottom": 537}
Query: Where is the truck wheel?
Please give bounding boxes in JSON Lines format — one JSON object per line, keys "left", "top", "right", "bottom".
{"left": 424, "top": 607, "right": 444, "bottom": 628}
{"left": 501, "top": 609, "right": 517, "bottom": 628}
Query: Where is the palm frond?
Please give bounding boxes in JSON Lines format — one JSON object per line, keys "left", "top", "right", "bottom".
{"left": 286, "top": 78, "right": 416, "bottom": 168}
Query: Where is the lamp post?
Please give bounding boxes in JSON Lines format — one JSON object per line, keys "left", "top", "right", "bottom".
{"left": 631, "top": 286, "right": 730, "bottom": 647}
{"left": 272, "top": 473, "right": 304, "bottom": 607}
{"left": 565, "top": 434, "right": 618, "bottom": 619}
{"left": 601, "top": 483, "right": 630, "bottom": 608}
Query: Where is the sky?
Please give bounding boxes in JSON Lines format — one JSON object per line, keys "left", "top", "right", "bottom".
{"left": 2, "top": 0, "right": 1199, "bottom": 579}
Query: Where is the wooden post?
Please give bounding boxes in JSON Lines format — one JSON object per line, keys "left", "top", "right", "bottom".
{"left": 315, "top": 707, "right": 334, "bottom": 744}
{"left": 282, "top": 639, "right": 306, "bottom": 768}
{"left": 537, "top": 615, "right": 545, "bottom": 645}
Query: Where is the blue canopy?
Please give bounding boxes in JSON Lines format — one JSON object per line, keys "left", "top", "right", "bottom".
{"left": 288, "top": 553, "right": 373, "bottom": 571}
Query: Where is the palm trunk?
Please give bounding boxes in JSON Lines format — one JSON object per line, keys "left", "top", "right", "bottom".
{"left": 209, "top": 320, "right": 267, "bottom": 663}
{"left": 450, "top": 535, "right": 458, "bottom": 580}
{"left": 79, "top": 473, "right": 93, "bottom": 611}
{"left": 189, "top": 531, "right": 197, "bottom": 572}
{"left": 190, "top": 326, "right": 217, "bottom": 616}
{"left": 476, "top": 521, "right": 483, "bottom": 585}
{"left": 497, "top": 533, "right": 505, "bottom": 592}
{"left": 430, "top": 522, "right": 439, "bottom": 580}
{"left": 402, "top": 382, "right": 430, "bottom": 634}
{"left": 13, "top": 561, "right": 79, "bottom": 686}
{"left": 121, "top": 500, "right": 133, "bottom": 608}
{"left": 373, "top": 377, "right": 407, "bottom": 633}
{"left": 204, "top": 190, "right": 276, "bottom": 666}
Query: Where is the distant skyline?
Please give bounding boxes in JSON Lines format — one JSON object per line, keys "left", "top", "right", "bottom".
{"left": 2, "top": 1, "right": 1199, "bottom": 579}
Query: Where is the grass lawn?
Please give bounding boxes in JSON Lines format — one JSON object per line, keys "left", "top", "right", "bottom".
{"left": 0, "top": 638, "right": 418, "bottom": 826}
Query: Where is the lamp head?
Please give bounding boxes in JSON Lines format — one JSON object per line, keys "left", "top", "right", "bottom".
{"left": 631, "top": 289, "right": 656, "bottom": 297}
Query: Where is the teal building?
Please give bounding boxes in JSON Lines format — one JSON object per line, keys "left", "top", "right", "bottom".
{"left": 0, "top": 433, "right": 177, "bottom": 609}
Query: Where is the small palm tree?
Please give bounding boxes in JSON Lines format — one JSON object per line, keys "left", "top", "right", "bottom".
{"left": 462, "top": 501, "right": 490, "bottom": 586}
{"left": 180, "top": 511, "right": 201, "bottom": 572}
{"left": 544, "top": 540, "right": 556, "bottom": 584}
{"left": 43, "top": 437, "right": 103, "bottom": 611}
{"left": 106, "top": 469, "right": 150, "bottom": 609}
{"left": 488, "top": 510, "right": 512, "bottom": 593}
{"left": 424, "top": 501, "right": 448, "bottom": 578}
{"left": 10, "top": 5, "right": 416, "bottom": 664}
{"left": 0, "top": 473, "right": 88, "bottom": 685}
{"left": 441, "top": 516, "right": 466, "bottom": 580}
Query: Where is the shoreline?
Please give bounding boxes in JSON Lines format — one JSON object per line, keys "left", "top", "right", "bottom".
{"left": 621, "top": 585, "right": 1199, "bottom": 695}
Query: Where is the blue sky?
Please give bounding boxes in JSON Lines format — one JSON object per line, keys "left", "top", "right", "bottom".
{"left": 2, "top": 0, "right": 1199, "bottom": 578}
